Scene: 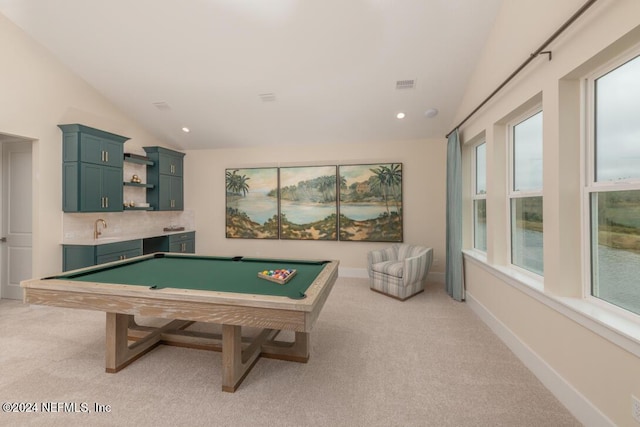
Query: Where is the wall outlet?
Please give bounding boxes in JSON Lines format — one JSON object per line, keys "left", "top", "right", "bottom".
{"left": 632, "top": 395, "right": 640, "bottom": 423}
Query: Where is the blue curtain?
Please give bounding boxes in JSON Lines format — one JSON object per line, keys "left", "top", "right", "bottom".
{"left": 446, "top": 129, "right": 465, "bottom": 301}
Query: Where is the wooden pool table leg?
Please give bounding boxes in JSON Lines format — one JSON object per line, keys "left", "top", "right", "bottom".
{"left": 221, "top": 326, "right": 311, "bottom": 392}
{"left": 105, "top": 313, "right": 189, "bottom": 373}
{"left": 221, "top": 325, "right": 280, "bottom": 392}
{"left": 260, "top": 331, "right": 310, "bottom": 363}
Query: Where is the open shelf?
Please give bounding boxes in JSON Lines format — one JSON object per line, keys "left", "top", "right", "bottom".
{"left": 124, "top": 153, "right": 154, "bottom": 166}
{"left": 124, "top": 206, "right": 154, "bottom": 211}
{"left": 123, "top": 181, "right": 154, "bottom": 188}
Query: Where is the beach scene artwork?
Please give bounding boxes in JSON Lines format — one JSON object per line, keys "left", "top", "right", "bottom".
{"left": 338, "top": 163, "right": 403, "bottom": 242}
{"left": 225, "top": 168, "right": 279, "bottom": 239}
{"left": 279, "top": 166, "right": 338, "bottom": 240}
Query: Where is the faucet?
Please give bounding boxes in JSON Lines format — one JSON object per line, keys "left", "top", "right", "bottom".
{"left": 94, "top": 218, "right": 107, "bottom": 239}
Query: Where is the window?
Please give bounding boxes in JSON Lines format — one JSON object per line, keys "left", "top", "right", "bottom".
{"left": 588, "top": 50, "right": 640, "bottom": 316}
{"left": 473, "top": 142, "right": 487, "bottom": 251}
{"left": 509, "top": 110, "right": 543, "bottom": 275}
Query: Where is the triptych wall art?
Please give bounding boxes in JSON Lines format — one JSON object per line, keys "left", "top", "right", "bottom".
{"left": 225, "top": 163, "right": 403, "bottom": 242}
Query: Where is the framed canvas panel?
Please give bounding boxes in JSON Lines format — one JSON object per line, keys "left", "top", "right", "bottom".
{"left": 279, "top": 165, "right": 338, "bottom": 240}
{"left": 338, "top": 163, "right": 403, "bottom": 242}
{"left": 225, "top": 167, "right": 279, "bottom": 239}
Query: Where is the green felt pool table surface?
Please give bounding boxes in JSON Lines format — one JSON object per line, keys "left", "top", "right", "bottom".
{"left": 57, "top": 254, "right": 328, "bottom": 299}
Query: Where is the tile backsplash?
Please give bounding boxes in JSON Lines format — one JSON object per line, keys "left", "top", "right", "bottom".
{"left": 63, "top": 210, "right": 195, "bottom": 241}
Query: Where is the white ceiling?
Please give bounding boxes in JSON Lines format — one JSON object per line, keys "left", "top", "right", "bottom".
{"left": 0, "top": 0, "right": 501, "bottom": 150}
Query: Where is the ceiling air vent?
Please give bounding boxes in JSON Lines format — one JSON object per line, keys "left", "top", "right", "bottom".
{"left": 259, "top": 93, "right": 276, "bottom": 102}
{"left": 152, "top": 101, "right": 171, "bottom": 111}
{"left": 395, "top": 79, "right": 415, "bottom": 90}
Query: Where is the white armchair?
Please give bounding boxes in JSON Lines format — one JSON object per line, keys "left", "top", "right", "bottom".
{"left": 367, "top": 244, "right": 433, "bottom": 300}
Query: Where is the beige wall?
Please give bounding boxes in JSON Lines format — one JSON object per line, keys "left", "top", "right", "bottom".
{"left": 185, "top": 139, "right": 446, "bottom": 274}
{"left": 0, "top": 13, "right": 173, "bottom": 278}
{"left": 457, "top": 1, "right": 640, "bottom": 425}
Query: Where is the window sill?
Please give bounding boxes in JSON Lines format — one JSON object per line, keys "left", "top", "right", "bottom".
{"left": 463, "top": 249, "right": 640, "bottom": 358}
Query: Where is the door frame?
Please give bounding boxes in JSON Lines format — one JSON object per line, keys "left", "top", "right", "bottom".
{"left": 0, "top": 132, "right": 35, "bottom": 300}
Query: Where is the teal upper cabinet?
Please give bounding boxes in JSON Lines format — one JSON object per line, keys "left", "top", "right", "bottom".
{"left": 59, "top": 124, "right": 129, "bottom": 212}
{"left": 143, "top": 146, "right": 185, "bottom": 211}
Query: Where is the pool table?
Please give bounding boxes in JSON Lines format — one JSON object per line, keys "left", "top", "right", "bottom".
{"left": 20, "top": 253, "right": 339, "bottom": 392}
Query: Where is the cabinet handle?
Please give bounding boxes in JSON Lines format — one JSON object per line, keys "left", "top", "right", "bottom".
{"left": 101, "top": 151, "right": 104, "bottom": 162}
{"left": 105, "top": 197, "right": 108, "bottom": 208}
{"left": 105, "top": 151, "right": 109, "bottom": 162}
{"left": 101, "top": 197, "right": 104, "bottom": 208}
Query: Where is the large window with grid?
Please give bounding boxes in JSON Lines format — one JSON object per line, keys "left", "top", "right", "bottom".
{"left": 587, "top": 49, "right": 640, "bottom": 316}
{"left": 509, "top": 110, "right": 543, "bottom": 275}
{"left": 473, "top": 142, "right": 487, "bottom": 251}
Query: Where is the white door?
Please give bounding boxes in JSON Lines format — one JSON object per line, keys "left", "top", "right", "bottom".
{"left": 1, "top": 140, "right": 33, "bottom": 300}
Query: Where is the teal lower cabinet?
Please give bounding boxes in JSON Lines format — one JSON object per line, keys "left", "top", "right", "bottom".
{"left": 62, "top": 245, "right": 95, "bottom": 271}
{"left": 63, "top": 232, "right": 195, "bottom": 271}
{"left": 62, "top": 239, "right": 143, "bottom": 271}
{"left": 168, "top": 232, "right": 195, "bottom": 253}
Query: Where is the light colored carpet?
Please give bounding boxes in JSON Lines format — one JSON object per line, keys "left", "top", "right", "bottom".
{"left": 0, "top": 278, "right": 580, "bottom": 427}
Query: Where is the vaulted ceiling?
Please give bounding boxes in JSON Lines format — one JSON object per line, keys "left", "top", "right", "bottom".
{"left": 0, "top": 0, "right": 502, "bottom": 149}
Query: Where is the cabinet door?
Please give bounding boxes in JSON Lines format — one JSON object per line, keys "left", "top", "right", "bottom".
{"left": 169, "top": 175, "right": 183, "bottom": 210}
{"left": 102, "top": 166, "right": 123, "bottom": 212}
{"left": 96, "top": 248, "right": 142, "bottom": 265}
{"left": 79, "top": 163, "right": 123, "bottom": 212}
{"left": 183, "top": 239, "right": 195, "bottom": 253}
{"left": 158, "top": 152, "right": 183, "bottom": 176}
{"left": 79, "top": 134, "right": 123, "bottom": 167}
{"left": 156, "top": 175, "right": 183, "bottom": 210}
{"left": 101, "top": 139, "right": 124, "bottom": 168}
{"left": 169, "top": 240, "right": 194, "bottom": 253}
{"left": 96, "top": 252, "right": 123, "bottom": 265}
{"left": 80, "top": 163, "right": 104, "bottom": 212}
{"left": 79, "top": 133, "right": 105, "bottom": 165}
{"left": 62, "top": 162, "right": 79, "bottom": 212}
{"left": 63, "top": 245, "right": 95, "bottom": 271}
{"left": 157, "top": 174, "right": 173, "bottom": 210}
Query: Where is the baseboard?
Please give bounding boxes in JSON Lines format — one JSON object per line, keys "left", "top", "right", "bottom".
{"left": 338, "top": 268, "right": 445, "bottom": 284}
{"left": 427, "top": 271, "right": 445, "bottom": 284}
{"left": 466, "top": 291, "right": 615, "bottom": 427}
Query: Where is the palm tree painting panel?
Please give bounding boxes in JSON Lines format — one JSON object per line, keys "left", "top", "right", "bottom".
{"left": 339, "top": 163, "right": 403, "bottom": 242}
{"left": 279, "top": 166, "right": 338, "bottom": 240}
{"left": 226, "top": 168, "right": 279, "bottom": 239}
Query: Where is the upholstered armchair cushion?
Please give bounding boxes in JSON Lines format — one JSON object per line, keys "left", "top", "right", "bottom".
{"left": 367, "top": 244, "right": 433, "bottom": 300}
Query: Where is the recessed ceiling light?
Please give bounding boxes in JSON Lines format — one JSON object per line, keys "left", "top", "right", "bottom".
{"left": 396, "top": 112, "right": 406, "bottom": 119}
{"left": 259, "top": 93, "right": 276, "bottom": 102}
{"left": 182, "top": 127, "right": 190, "bottom": 133}
{"left": 395, "top": 79, "right": 415, "bottom": 90}
{"left": 152, "top": 101, "right": 171, "bottom": 111}
{"left": 424, "top": 108, "right": 439, "bottom": 118}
